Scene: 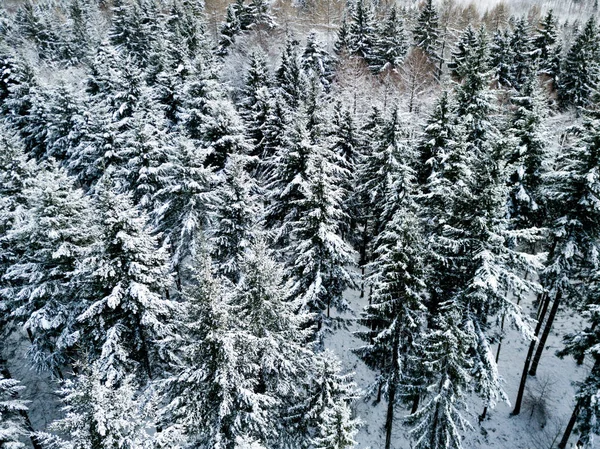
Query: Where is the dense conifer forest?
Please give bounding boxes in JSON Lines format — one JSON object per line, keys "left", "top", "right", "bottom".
{"left": 2, "top": 0, "right": 600, "bottom": 448}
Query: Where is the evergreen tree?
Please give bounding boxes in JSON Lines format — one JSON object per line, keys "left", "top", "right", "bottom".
{"left": 39, "top": 366, "right": 153, "bottom": 449}
{"left": 413, "top": 0, "right": 441, "bottom": 66}
{"left": 449, "top": 25, "right": 477, "bottom": 82}
{"left": 312, "top": 400, "right": 359, "bottom": 449}
{"left": 1, "top": 162, "right": 97, "bottom": 375}
{"left": 302, "top": 32, "right": 334, "bottom": 89}
{"left": 0, "top": 374, "right": 28, "bottom": 449}
{"left": 77, "top": 183, "right": 174, "bottom": 384}
{"left": 152, "top": 138, "right": 217, "bottom": 284}
{"left": 211, "top": 154, "right": 262, "bottom": 283}
{"left": 405, "top": 301, "right": 473, "bottom": 449}
{"left": 506, "top": 74, "right": 549, "bottom": 229}
{"left": 156, "top": 254, "right": 275, "bottom": 449}
{"left": 240, "top": 51, "right": 272, "bottom": 154}
{"left": 286, "top": 145, "right": 355, "bottom": 330}
{"left": 334, "top": 15, "right": 351, "bottom": 56}
{"left": 355, "top": 201, "right": 427, "bottom": 449}
{"left": 489, "top": 28, "right": 513, "bottom": 88}
{"left": 276, "top": 38, "right": 306, "bottom": 111}
{"left": 347, "top": 0, "right": 377, "bottom": 61}
{"left": 509, "top": 18, "right": 534, "bottom": 91}
{"left": 558, "top": 17, "right": 600, "bottom": 109}
{"left": 532, "top": 9, "right": 561, "bottom": 81}
{"left": 371, "top": 5, "right": 408, "bottom": 73}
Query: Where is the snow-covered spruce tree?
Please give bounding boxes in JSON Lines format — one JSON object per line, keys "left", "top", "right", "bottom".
{"left": 415, "top": 91, "right": 458, "bottom": 189}
{"left": 292, "top": 351, "right": 360, "bottom": 449}
{"left": 333, "top": 14, "right": 351, "bottom": 57}
{"left": 229, "top": 239, "right": 316, "bottom": 447}
{"left": 109, "top": 0, "right": 158, "bottom": 67}
{"left": 77, "top": 182, "right": 174, "bottom": 385}
{"left": 490, "top": 28, "right": 513, "bottom": 89}
{"left": 211, "top": 154, "right": 262, "bottom": 283}
{"left": 558, "top": 17, "right": 600, "bottom": 110}
{"left": 276, "top": 38, "right": 307, "bottom": 112}
{"left": 239, "top": 51, "right": 272, "bottom": 155}
{"left": 347, "top": 0, "right": 377, "bottom": 62}
{"left": 404, "top": 300, "right": 473, "bottom": 449}
{"left": 532, "top": 9, "right": 561, "bottom": 82}
{"left": 302, "top": 32, "right": 334, "bottom": 89}
{"left": 449, "top": 25, "right": 478, "bottom": 81}
{"left": 39, "top": 364, "right": 153, "bottom": 449}
{"left": 425, "top": 29, "right": 542, "bottom": 423}
{"left": 152, "top": 137, "right": 217, "bottom": 286}
{"left": 412, "top": 0, "right": 441, "bottom": 68}
{"left": 285, "top": 142, "right": 355, "bottom": 331}
{"left": 312, "top": 399, "right": 359, "bottom": 449}
{"left": 217, "top": 0, "right": 274, "bottom": 56}
{"left": 355, "top": 200, "right": 427, "bottom": 449}
{"left": 509, "top": 17, "right": 535, "bottom": 92}
{"left": 506, "top": 73, "right": 549, "bottom": 230}
{"left": 329, "top": 104, "right": 361, "bottom": 238}
{"left": 264, "top": 112, "right": 314, "bottom": 244}
{"left": 1, "top": 161, "right": 97, "bottom": 375}
{"left": 200, "top": 97, "right": 253, "bottom": 171}
{"left": 156, "top": 252, "right": 276, "bottom": 449}
{"left": 0, "top": 374, "right": 29, "bottom": 449}
{"left": 370, "top": 5, "right": 408, "bottom": 74}
{"left": 355, "top": 105, "right": 414, "bottom": 250}
{"left": 256, "top": 93, "right": 288, "bottom": 178}
{"left": 216, "top": 2, "right": 241, "bottom": 57}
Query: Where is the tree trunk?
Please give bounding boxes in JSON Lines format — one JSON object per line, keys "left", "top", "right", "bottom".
{"left": 384, "top": 328, "right": 401, "bottom": 449}
{"left": 529, "top": 289, "right": 562, "bottom": 376}
{"left": 558, "top": 399, "right": 581, "bottom": 449}
{"left": 512, "top": 292, "right": 551, "bottom": 415}
{"left": 410, "top": 394, "right": 420, "bottom": 414}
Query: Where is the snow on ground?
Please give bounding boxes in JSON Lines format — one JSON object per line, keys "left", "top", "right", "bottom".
{"left": 327, "top": 273, "right": 589, "bottom": 449}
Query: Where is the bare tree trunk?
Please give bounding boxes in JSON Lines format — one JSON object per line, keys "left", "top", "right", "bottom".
{"left": 558, "top": 399, "right": 581, "bottom": 449}
{"left": 529, "top": 289, "right": 563, "bottom": 376}
{"left": 512, "top": 292, "right": 551, "bottom": 415}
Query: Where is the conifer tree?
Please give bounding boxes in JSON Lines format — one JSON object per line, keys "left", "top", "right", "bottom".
{"left": 558, "top": 17, "right": 600, "bottom": 109}
{"left": 532, "top": 10, "right": 561, "bottom": 81}
{"left": 276, "top": 38, "right": 306, "bottom": 111}
{"left": 490, "top": 28, "right": 513, "bottom": 88}
{"left": 509, "top": 18, "right": 534, "bottom": 91}
{"left": 211, "top": 155, "right": 262, "bottom": 283}
{"left": 355, "top": 202, "right": 427, "bottom": 449}
{"left": 286, "top": 144, "right": 355, "bottom": 330}
{"left": 449, "top": 25, "right": 477, "bottom": 82}
{"left": 152, "top": 137, "right": 216, "bottom": 285}
{"left": 240, "top": 51, "right": 272, "bottom": 152}
{"left": 1, "top": 162, "right": 97, "bottom": 375}
{"left": 312, "top": 400, "right": 359, "bottom": 449}
{"left": 506, "top": 74, "right": 549, "bottom": 229}
{"left": 347, "top": 0, "right": 376, "bottom": 62}
{"left": 39, "top": 366, "right": 153, "bottom": 449}
{"left": 371, "top": 5, "right": 408, "bottom": 73}
{"left": 334, "top": 15, "right": 350, "bottom": 56}
{"left": 413, "top": 0, "right": 441, "bottom": 67}
{"left": 0, "top": 374, "right": 28, "bottom": 449}
{"left": 77, "top": 183, "right": 174, "bottom": 384}
{"left": 156, "top": 253, "right": 276, "bottom": 449}
{"left": 302, "top": 32, "right": 334, "bottom": 89}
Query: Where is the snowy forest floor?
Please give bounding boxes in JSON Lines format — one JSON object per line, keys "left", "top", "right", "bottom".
{"left": 327, "top": 272, "right": 589, "bottom": 449}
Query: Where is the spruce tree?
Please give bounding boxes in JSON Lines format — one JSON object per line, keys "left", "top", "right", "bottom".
{"left": 490, "top": 28, "right": 513, "bottom": 88}
{"left": 77, "top": 183, "right": 174, "bottom": 384}
{"left": 276, "top": 38, "right": 306, "bottom": 111}
{"left": 39, "top": 365, "right": 153, "bottom": 449}
{"left": 211, "top": 154, "right": 262, "bottom": 283}
{"left": 532, "top": 10, "right": 561, "bottom": 81}
{"left": 1, "top": 162, "right": 97, "bottom": 375}
{"left": 0, "top": 374, "right": 28, "bottom": 449}
{"left": 413, "top": 0, "right": 441, "bottom": 67}
{"left": 506, "top": 74, "right": 549, "bottom": 230}
{"left": 286, "top": 144, "right": 355, "bottom": 330}
{"left": 347, "top": 0, "right": 376, "bottom": 62}
{"left": 449, "top": 25, "right": 477, "bottom": 82}
{"left": 302, "top": 32, "right": 334, "bottom": 89}
{"left": 509, "top": 18, "right": 534, "bottom": 91}
{"left": 371, "top": 5, "right": 408, "bottom": 73}
{"left": 558, "top": 17, "right": 600, "bottom": 109}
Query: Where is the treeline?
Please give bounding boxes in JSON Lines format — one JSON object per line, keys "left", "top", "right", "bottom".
{"left": 1, "top": 1, "right": 600, "bottom": 449}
